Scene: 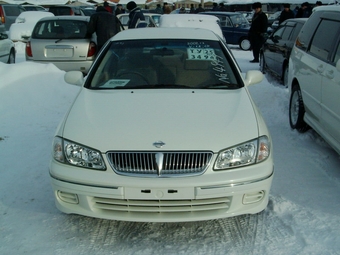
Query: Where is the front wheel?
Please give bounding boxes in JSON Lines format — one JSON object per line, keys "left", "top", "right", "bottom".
{"left": 239, "top": 38, "right": 251, "bottom": 51}
{"left": 289, "top": 85, "right": 309, "bottom": 132}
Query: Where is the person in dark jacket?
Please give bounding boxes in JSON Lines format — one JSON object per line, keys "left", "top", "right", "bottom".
{"left": 279, "top": 4, "right": 295, "bottom": 24}
{"left": 296, "top": 2, "right": 312, "bottom": 18}
{"left": 127, "top": 1, "right": 146, "bottom": 28}
{"left": 87, "top": 6, "right": 120, "bottom": 51}
{"left": 195, "top": 4, "right": 205, "bottom": 13}
{"left": 103, "top": 1, "right": 113, "bottom": 13}
{"left": 248, "top": 2, "right": 268, "bottom": 63}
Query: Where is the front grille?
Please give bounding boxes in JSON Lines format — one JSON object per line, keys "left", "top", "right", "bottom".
{"left": 92, "top": 196, "right": 231, "bottom": 214}
{"left": 107, "top": 151, "right": 213, "bottom": 177}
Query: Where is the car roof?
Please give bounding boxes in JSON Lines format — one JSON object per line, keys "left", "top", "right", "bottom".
{"left": 312, "top": 5, "right": 340, "bottom": 12}
{"left": 38, "top": 16, "right": 89, "bottom": 22}
{"left": 159, "top": 14, "right": 223, "bottom": 40}
{"left": 285, "top": 18, "right": 308, "bottom": 23}
{"left": 110, "top": 27, "right": 221, "bottom": 41}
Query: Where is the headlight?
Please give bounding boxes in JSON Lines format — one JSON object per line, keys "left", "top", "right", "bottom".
{"left": 53, "top": 136, "right": 106, "bottom": 170}
{"left": 214, "top": 136, "right": 270, "bottom": 170}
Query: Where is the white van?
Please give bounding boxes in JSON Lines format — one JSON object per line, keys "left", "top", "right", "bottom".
{"left": 288, "top": 5, "right": 340, "bottom": 154}
{"left": 159, "top": 14, "right": 225, "bottom": 42}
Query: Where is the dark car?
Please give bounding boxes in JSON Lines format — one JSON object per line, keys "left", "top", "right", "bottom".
{"left": 202, "top": 12, "right": 251, "bottom": 50}
{"left": 260, "top": 18, "right": 307, "bottom": 86}
{"left": 0, "top": 4, "right": 26, "bottom": 31}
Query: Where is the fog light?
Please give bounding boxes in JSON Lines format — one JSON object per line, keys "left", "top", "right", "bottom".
{"left": 242, "top": 191, "right": 265, "bottom": 205}
{"left": 57, "top": 191, "right": 79, "bottom": 204}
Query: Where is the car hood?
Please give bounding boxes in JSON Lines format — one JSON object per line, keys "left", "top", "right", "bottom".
{"left": 62, "top": 88, "right": 259, "bottom": 152}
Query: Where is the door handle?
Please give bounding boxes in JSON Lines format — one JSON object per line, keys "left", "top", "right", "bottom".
{"left": 326, "top": 70, "right": 334, "bottom": 79}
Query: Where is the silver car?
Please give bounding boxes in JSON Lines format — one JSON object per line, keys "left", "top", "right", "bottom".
{"left": 25, "top": 16, "right": 96, "bottom": 74}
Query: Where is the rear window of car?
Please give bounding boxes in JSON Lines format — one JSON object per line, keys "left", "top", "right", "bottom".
{"left": 49, "top": 6, "right": 81, "bottom": 16}
{"left": 32, "top": 20, "right": 88, "bottom": 39}
{"left": 87, "top": 39, "right": 241, "bottom": 90}
{"left": 3, "top": 5, "right": 25, "bottom": 16}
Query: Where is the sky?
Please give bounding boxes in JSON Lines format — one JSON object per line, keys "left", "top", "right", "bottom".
{"left": 1, "top": 42, "right": 340, "bottom": 255}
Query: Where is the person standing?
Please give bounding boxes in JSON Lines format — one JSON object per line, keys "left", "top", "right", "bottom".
{"left": 248, "top": 2, "right": 268, "bottom": 63}
{"left": 154, "top": 3, "right": 163, "bottom": 14}
{"left": 126, "top": 1, "right": 146, "bottom": 28}
{"left": 212, "top": 3, "right": 219, "bottom": 11}
{"left": 189, "top": 4, "right": 196, "bottom": 13}
{"left": 279, "top": 4, "right": 295, "bottom": 24}
{"left": 103, "top": 1, "right": 113, "bottom": 13}
{"left": 115, "top": 4, "right": 124, "bottom": 15}
{"left": 296, "top": 2, "right": 312, "bottom": 18}
{"left": 87, "top": 6, "right": 120, "bottom": 51}
{"left": 195, "top": 4, "right": 205, "bottom": 13}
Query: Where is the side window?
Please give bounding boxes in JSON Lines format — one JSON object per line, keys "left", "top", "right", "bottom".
{"left": 225, "top": 17, "right": 233, "bottom": 27}
{"left": 296, "top": 11, "right": 323, "bottom": 51}
{"left": 272, "top": 26, "right": 285, "bottom": 39}
{"left": 332, "top": 40, "right": 340, "bottom": 65}
{"left": 281, "top": 26, "right": 293, "bottom": 40}
{"left": 309, "top": 19, "right": 339, "bottom": 62}
{"left": 291, "top": 23, "right": 303, "bottom": 41}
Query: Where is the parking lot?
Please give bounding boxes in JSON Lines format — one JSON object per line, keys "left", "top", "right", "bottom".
{"left": 0, "top": 44, "right": 339, "bottom": 254}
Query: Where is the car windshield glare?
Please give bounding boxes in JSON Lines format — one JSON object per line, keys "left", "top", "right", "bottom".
{"left": 87, "top": 39, "right": 240, "bottom": 89}
{"left": 32, "top": 20, "right": 89, "bottom": 39}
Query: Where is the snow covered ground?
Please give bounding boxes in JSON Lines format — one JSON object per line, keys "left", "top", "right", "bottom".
{"left": 1, "top": 43, "right": 340, "bottom": 255}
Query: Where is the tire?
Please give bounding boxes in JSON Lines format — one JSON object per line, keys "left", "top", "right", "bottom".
{"left": 7, "top": 49, "right": 15, "bottom": 64}
{"left": 260, "top": 53, "right": 266, "bottom": 73}
{"left": 282, "top": 65, "right": 288, "bottom": 87}
{"left": 289, "top": 85, "right": 309, "bottom": 132}
{"left": 239, "top": 38, "right": 251, "bottom": 51}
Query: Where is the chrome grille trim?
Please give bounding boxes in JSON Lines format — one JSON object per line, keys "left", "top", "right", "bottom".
{"left": 93, "top": 196, "right": 231, "bottom": 213}
{"left": 107, "top": 151, "right": 213, "bottom": 177}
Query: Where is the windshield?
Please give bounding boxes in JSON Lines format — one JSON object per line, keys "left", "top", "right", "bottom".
{"left": 87, "top": 39, "right": 240, "bottom": 89}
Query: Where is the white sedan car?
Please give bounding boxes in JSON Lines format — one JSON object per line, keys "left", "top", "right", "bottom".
{"left": 50, "top": 27, "right": 274, "bottom": 222}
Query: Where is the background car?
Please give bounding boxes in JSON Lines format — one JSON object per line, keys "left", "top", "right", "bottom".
{"left": 202, "top": 11, "right": 251, "bottom": 50}
{"left": 260, "top": 18, "right": 307, "bottom": 86}
{"left": 48, "top": 5, "right": 95, "bottom": 16}
{"left": 0, "top": 4, "right": 26, "bottom": 31}
{"left": 267, "top": 11, "right": 281, "bottom": 27}
{"left": 0, "top": 20, "right": 15, "bottom": 63}
{"left": 9, "top": 11, "right": 54, "bottom": 42}
{"left": 116, "top": 13, "right": 161, "bottom": 30}
{"left": 170, "top": 7, "right": 190, "bottom": 14}
{"left": 49, "top": 27, "right": 273, "bottom": 223}
{"left": 288, "top": 5, "right": 340, "bottom": 154}
{"left": 25, "top": 16, "right": 96, "bottom": 74}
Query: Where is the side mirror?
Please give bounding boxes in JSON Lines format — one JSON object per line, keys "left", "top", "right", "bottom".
{"left": 64, "top": 71, "right": 84, "bottom": 86}
{"left": 244, "top": 70, "right": 264, "bottom": 86}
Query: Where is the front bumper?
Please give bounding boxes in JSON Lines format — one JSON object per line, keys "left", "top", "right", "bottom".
{"left": 50, "top": 158, "right": 274, "bottom": 222}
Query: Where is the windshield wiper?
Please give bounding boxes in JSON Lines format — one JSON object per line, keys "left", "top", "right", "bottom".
{"left": 121, "top": 84, "right": 193, "bottom": 89}
{"left": 201, "top": 83, "right": 238, "bottom": 89}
